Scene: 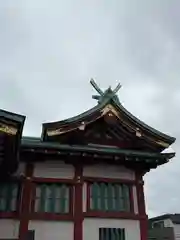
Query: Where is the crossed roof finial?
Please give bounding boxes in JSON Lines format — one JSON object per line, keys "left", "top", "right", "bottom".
{"left": 90, "top": 78, "right": 121, "bottom": 101}
{"left": 90, "top": 79, "right": 104, "bottom": 96}
{"left": 113, "top": 82, "right": 122, "bottom": 94}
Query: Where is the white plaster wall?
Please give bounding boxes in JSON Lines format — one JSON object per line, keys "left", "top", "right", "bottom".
{"left": 174, "top": 224, "right": 180, "bottom": 240}
{"left": 0, "top": 220, "right": 19, "bottom": 239}
{"left": 83, "top": 164, "right": 135, "bottom": 180}
{"left": 83, "top": 218, "right": 140, "bottom": 240}
{"left": 33, "top": 161, "right": 74, "bottom": 179}
{"left": 28, "top": 221, "right": 74, "bottom": 240}
{"left": 132, "top": 186, "right": 138, "bottom": 214}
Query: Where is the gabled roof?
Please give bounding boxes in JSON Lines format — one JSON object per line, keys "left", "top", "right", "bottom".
{"left": 42, "top": 80, "right": 175, "bottom": 152}
{"left": 149, "top": 214, "right": 180, "bottom": 225}
{"left": 0, "top": 80, "right": 175, "bottom": 177}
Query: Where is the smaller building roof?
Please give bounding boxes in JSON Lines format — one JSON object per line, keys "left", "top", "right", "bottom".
{"left": 0, "top": 109, "right": 26, "bottom": 177}
{"left": 0, "top": 109, "right": 25, "bottom": 123}
{"left": 149, "top": 214, "right": 180, "bottom": 224}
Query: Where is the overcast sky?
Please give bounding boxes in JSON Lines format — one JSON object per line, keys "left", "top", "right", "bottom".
{"left": 0, "top": 0, "right": 180, "bottom": 218}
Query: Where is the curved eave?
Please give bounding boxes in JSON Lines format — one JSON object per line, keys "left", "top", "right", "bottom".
{"left": 41, "top": 100, "right": 107, "bottom": 140}
{"left": 43, "top": 103, "right": 104, "bottom": 127}
{"left": 42, "top": 95, "right": 175, "bottom": 148}
{"left": 113, "top": 99, "right": 175, "bottom": 145}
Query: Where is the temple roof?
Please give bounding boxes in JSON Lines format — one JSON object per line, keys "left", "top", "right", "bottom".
{"left": 42, "top": 80, "right": 175, "bottom": 152}
{"left": 0, "top": 80, "right": 176, "bottom": 174}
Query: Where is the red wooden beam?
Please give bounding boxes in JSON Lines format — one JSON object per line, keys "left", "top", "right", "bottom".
{"left": 32, "top": 177, "right": 74, "bottom": 184}
{"left": 136, "top": 172, "right": 148, "bottom": 240}
{"left": 83, "top": 176, "right": 137, "bottom": 184}
{"left": 74, "top": 164, "right": 83, "bottom": 240}
{"left": 84, "top": 212, "right": 143, "bottom": 220}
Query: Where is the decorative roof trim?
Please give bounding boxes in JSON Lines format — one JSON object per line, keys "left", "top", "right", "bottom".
{"left": 0, "top": 123, "right": 17, "bottom": 135}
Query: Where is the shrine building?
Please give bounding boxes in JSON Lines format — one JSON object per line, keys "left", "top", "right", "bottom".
{"left": 0, "top": 80, "right": 176, "bottom": 240}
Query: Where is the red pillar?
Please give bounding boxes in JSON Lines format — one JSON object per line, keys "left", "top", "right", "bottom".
{"left": 18, "top": 163, "right": 34, "bottom": 240}
{"left": 74, "top": 164, "right": 83, "bottom": 240}
{"left": 136, "top": 172, "right": 148, "bottom": 240}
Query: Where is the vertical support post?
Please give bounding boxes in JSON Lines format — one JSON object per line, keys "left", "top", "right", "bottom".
{"left": 19, "top": 163, "right": 34, "bottom": 240}
{"left": 74, "top": 164, "right": 83, "bottom": 240}
{"left": 136, "top": 172, "right": 148, "bottom": 240}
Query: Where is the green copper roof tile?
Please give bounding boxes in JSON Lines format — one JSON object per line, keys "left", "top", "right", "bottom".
{"left": 21, "top": 137, "right": 175, "bottom": 160}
